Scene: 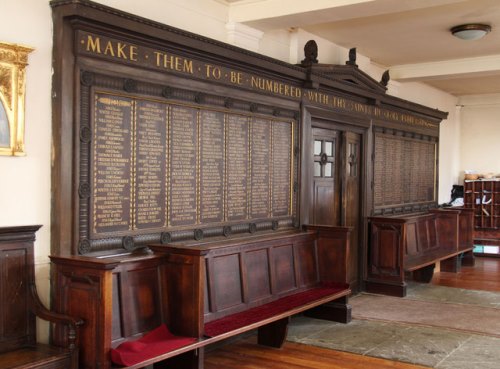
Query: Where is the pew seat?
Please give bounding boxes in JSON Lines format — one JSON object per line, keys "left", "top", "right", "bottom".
{"left": 51, "top": 225, "right": 352, "bottom": 369}
{"left": 109, "top": 283, "right": 349, "bottom": 368}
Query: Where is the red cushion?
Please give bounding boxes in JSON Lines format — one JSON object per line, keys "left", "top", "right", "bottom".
{"left": 110, "top": 324, "right": 197, "bottom": 366}
{"left": 204, "top": 284, "right": 346, "bottom": 337}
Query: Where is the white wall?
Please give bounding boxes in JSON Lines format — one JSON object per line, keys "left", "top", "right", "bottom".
{"left": 459, "top": 94, "right": 500, "bottom": 182}
{"left": 0, "top": 0, "right": 53, "bottom": 342}
{"left": 95, "top": 0, "right": 229, "bottom": 42}
{"left": 0, "top": 0, "right": 465, "bottom": 343}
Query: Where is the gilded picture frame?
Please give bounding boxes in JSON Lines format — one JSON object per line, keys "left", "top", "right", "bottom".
{"left": 0, "top": 41, "right": 33, "bottom": 156}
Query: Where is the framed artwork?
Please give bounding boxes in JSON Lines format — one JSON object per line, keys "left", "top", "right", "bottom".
{"left": 0, "top": 41, "right": 33, "bottom": 156}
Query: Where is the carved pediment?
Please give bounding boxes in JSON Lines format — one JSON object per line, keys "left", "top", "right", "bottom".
{"left": 299, "top": 40, "right": 387, "bottom": 94}
{"left": 308, "top": 63, "right": 387, "bottom": 93}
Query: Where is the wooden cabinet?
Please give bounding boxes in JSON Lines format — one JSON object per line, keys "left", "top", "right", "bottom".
{"left": 464, "top": 179, "right": 500, "bottom": 230}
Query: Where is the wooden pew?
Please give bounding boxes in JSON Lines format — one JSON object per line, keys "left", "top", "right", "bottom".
{"left": 365, "top": 208, "right": 474, "bottom": 297}
{"left": 50, "top": 225, "right": 351, "bottom": 369}
{"left": 0, "top": 225, "right": 82, "bottom": 369}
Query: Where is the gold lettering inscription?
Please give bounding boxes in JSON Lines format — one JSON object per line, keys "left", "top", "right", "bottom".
{"left": 306, "top": 91, "right": 330, "bottom": 105}
{"left": 154, "top": 51, "right": 194, "bottom": 74}
{"left": 205, "top": 64, "right": 222, "bottom": 79}
{"left": 250, "top": 76, "right": 301, "bottom": 98}
{"left": 81, "top": 34, "right": 436, "bottom": 130}
{"left": 230, "top": 71, "right": 243, "bottom": 85}
{"left": 85, "top": 35, "right": 138, "bottom": 61}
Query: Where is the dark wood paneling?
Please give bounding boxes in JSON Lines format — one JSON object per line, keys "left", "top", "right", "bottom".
{"left": 0, "top": 226, "right": 79, "bottom": 368}
{"left": 366, "top": 209, "right": 474, "bottom": 297}
{"left": 212, "top": 254, "right": 243, "bottom": 311}
{"left": 296, "top": 241, "right": 318, "bottom": 287}
{"left": 271, "top": 244, "right": 296, "bottom": 294}
{"left": 244, "top": 249, "right": 271, "bottom": 301}
{"left": 51, "top": 228, "right": 351, "bottom": 368}
{"left": 119, "top": 265, "right": 162, "bottom": 337}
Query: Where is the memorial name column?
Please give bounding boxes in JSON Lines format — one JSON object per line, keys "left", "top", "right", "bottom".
{"left": 135, "top": 100, "right": 167, "bottom": 229}
{"left": 272, "top": 121, "right": 292, "bottom": 217}
{"left": 251, "top": 118, "right": 271, "bottom": 219}
{"left": 92, "top": 94, "right": 133, "bottom": 234}
{"left": 226, "top": 114, "right": 249, "bottom": 221}
{"left": 200, "top": 110, "right": 224, "bottom": 223}
{"left": 169, "top": 105, "right": 198, "bottom": 226}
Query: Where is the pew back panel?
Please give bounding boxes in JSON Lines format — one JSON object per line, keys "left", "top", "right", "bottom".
{"left": 366, "top": 208, "right": 474, "bottom": 297}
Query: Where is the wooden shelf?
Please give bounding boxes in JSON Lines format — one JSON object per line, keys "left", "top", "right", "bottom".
{"left": 465, "top": 179, "right": 500, "bottom": 230}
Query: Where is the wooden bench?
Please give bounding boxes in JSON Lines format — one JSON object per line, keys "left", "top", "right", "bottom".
{"left": 0, "top": 226, "right": 82, "bottom": 369}
{"left": 365, "top": 208, "right": 474, "bottom": 297}
{"left": 51, "top": 225, "right": 352, "bottom": 369}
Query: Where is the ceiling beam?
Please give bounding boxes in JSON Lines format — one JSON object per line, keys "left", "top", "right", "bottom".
{"left": 228, "top": 0, "right": 467, "bottom": 29}
{"left": 228, "top": 0, "right": 376, "bottom": 24}
{"left": 390, "top": 54, "right": 500, "bottom": 82}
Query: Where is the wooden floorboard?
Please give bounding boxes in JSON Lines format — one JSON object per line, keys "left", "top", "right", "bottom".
{"left": 206, "top": 257, "right": 500, "bottom": 369}
{"left": 432, "top": 256, "right": 500, "bottom": 292}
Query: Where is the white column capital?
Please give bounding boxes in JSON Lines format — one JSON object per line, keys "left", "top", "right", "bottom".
{"left": 226, "top": 22, "right": 264, "bottom": 52}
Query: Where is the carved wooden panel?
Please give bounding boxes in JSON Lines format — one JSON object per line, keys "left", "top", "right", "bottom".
{"left": 271, "top": 244, "right": 296, "bottom": 294}
{"left": 296, "top": 241, "right": 318, "bottom": 287}
{"left": 405, "top": 223, "right": 417, "bottom": 256}
{"left": 0, "top": 246, "right": 30, "bottom": 350}
{"left": 116, "top": 265, "right": 163, "bottom": 339}
{"left": 211, "top": 254, "right": 243, "bottom": 311}
{"left": 369, "top": 223, "right": 402, "bottom": 278}
{"left": 244, "top": 248, "right": 271, "bottom": 301}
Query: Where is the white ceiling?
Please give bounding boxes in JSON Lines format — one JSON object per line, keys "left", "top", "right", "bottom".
{"left": 226, "top": 0, "right": 500, "bottom": 96}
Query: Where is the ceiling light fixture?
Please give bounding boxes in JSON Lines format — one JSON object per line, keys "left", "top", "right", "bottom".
{"left": 451, "top": 23, "right": 491, "bottom": 40}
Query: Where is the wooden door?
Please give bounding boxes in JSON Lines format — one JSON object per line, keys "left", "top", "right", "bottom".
{"left": 310, "top": 128, "right": 340, "bottom": 225}
{"left": 308, "top": 127, "right": 362, "bottom": 290}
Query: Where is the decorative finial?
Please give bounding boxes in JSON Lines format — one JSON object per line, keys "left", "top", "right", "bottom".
{"left": 346, "top": 47, "right": 357, "bottom": 67}
{"left": 301, "top": 40, "right": 318, "bottom": 67}
{"left": 380, "top": 70, "right": 390, "bottom": 87}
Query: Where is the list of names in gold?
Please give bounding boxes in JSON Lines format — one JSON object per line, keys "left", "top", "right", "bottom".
{"left": 200, "top": 110, "right": 224, "bottom": 223}
{"left": 90, "top": 92, "right": 295, "bottom": 237}
{"left": 93, "top": 94, "right": 133, "bottom": 234}
{"left": 135, "top": 100, "right": 167, "bottom": 229}
{"left": 170, "top": 105, "right": 198, "bottom": 226}
{"left": 272, "top": 121, "right": 292, "bottom": 216}
{"left": 226, "top": 114, "right": 249, "bottom": 221}
{"left": 251, "top": 118, "right": 271, "bottom": 218}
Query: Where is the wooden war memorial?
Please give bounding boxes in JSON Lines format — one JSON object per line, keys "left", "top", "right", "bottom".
{"left": 46, "top": 1, "right": 467, "bottom": 368}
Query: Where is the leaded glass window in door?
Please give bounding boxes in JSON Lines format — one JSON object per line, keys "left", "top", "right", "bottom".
{"left": 313, "top": 139, "right": 335, "bottom": 178}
